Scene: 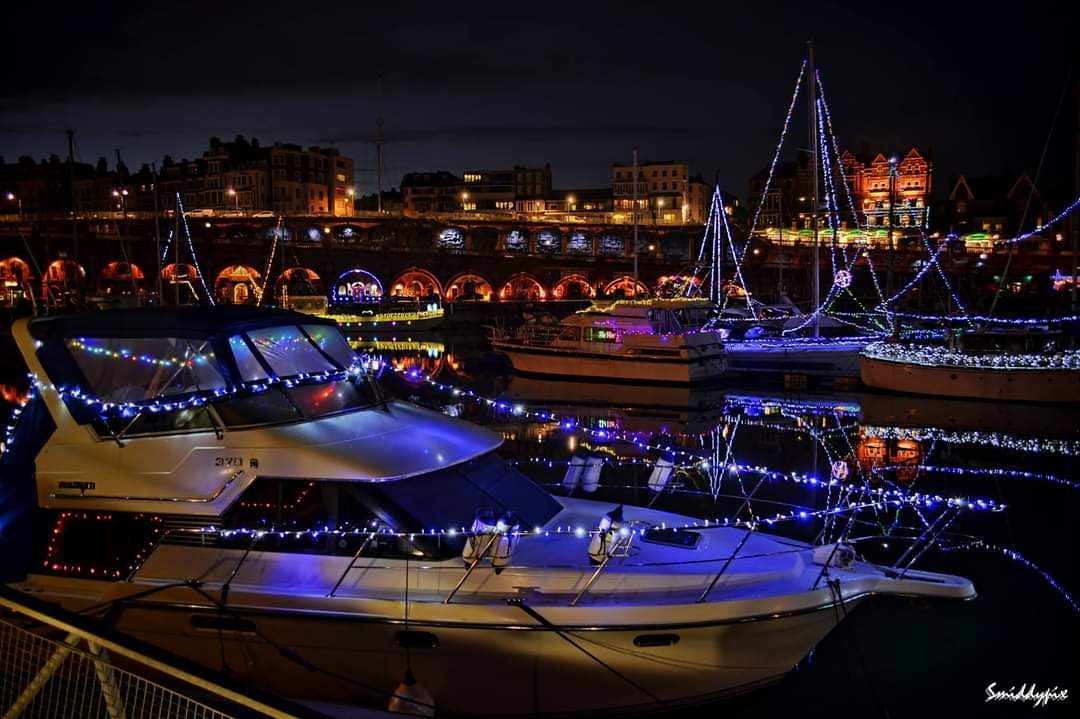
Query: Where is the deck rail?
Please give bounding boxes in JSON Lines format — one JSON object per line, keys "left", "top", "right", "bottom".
{"left": 0, "top": 585, "right": 327, "bottom": 719}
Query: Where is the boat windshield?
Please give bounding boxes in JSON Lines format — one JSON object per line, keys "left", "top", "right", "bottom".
{"left": 348, "top": 452, "right": 562, "bottom": 532}
{"left": 68, "top": 336, "right": 227, "bottom": 404}
{"left": 72, "top": 323, "right": 381, "bottom": 435}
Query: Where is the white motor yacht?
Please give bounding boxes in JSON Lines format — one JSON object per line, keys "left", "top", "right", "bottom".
{"left": 2, "top": 307, "right": 974, "bottom": 716}
{"left": 490, "top": 299, "right": 727, "bottom": 384}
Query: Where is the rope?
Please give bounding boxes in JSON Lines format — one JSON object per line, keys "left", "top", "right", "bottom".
{"left": 989, "top": 66, "right": 1072, "bottom": 316}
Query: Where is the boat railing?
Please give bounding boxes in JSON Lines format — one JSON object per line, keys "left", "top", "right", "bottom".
{"left": 516, "top": 324, "right": 562, "bottom": 347}
{"left": 0, "top": 584, "right": 327, "bottom": 719}
{"left": 158, "top": 527, "right": 809, "bottom": 605}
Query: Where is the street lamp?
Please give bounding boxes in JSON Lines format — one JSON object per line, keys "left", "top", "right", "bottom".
{"left": 227, "top": 187, "right": 239, "bottom": 215}
{"left": 111, "top": 188, "right": 129, "bottom": 215}
{"left": 5, "top": 192, "right": 22, "bottom": 220}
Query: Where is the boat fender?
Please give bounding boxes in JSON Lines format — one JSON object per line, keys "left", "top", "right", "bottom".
{"left": 462, "top": 510, "right": 520, "bottom": 574}
{"left": 811, "top": 543, "right": 856, "bottom": 569}
{"left": 562, "top": 453, "right": 588, "bottom": 493}
{"left": 490, "top": 512, "right": 521, "bottom": 574}
{"left": 647, "top": 455, "right": 675, "bottom": 494}
{"left": 581, "top": 455, "right": 604, "bottom": 493}
{"left": 462, "top": 509, "right": 499, "bottom": 565}
{"left": 588, "top": 505, "right": 626, "bottom": 565}
{"left": 388, "top": 667, "right": 435, "bottom": 717}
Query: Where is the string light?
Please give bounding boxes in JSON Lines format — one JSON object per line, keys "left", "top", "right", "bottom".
{"left": 744, "top": 57, "right": 807, "bottom": 260}
{"left": 177, "top": 193, "right": 215, "bottom": 305}
{"left": 860, "top": 424, "right": 1080, "bottom": 457}
{"left": 943, "top": 540, "right": 1078, "bottom": 615}
{"left": 862, "top": 342, "right": 1080, "bottom": 371}
{"left": 994, "top": 193, "right": 1080, "bottom": 247}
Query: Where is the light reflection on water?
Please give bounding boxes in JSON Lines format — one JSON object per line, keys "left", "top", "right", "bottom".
{"left": 1, "top": 331, "right": 1076, "bottom": 716}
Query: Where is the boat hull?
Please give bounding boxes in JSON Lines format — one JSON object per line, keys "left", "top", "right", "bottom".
{"left": 492, "top": 342, "right": 726, "bottom": 385}
{"left": 87, "top": 593, "right": 854, "bottom": 716}
{"left": 860, "top": 355, "right": 1080, "bottom": 403}
{"left": 724, "top": 340, "right": 867, "bottom": 378}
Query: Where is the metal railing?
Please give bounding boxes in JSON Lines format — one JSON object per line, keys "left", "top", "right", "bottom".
{"left": 0, "top": 586, "right": 326, "bottom": 719}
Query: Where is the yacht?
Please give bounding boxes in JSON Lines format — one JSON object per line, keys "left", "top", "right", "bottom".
{"left": 860, "top": 330, "right": 1080, "bottom": 403}
{"left": 2, "top": 307, "right": 975, "bottom": 716}
{"left": 490, "top": 299, "right": 727, "bottom": 384}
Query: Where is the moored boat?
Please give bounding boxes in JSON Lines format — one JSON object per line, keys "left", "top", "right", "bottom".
{"left": 490, "top": 298, "right": 727, "bottom": 385}
{"left": 860, "top": 339, "right": 1080, "bottom": 403}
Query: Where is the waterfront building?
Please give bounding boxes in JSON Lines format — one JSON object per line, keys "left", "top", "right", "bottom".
{"left": 461, "top": 165, "right": 552, "bottom": 212}
{"left": 611, "top": 161, "right": 708, "bottom": 224}
{"left": 749, "top": 147, "right": 932, "bottom": 233}
{"left": 401, "top": 171, "right": 464, "bottom": 215}
{"left": 936, "top": 173, "right": 1048, "bottom": 237}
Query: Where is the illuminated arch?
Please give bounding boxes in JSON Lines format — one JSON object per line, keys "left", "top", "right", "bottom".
{"left": 0, "top": 257, "right": 34, "bottom": 283}
{"left": 603, "top": 275, "right": 650, "bottom": 299}
{"left": 534, "top": 229, "right": 561, "bottom": 253}
{"left": 499, "top": 272, "right": 547, "bottom": 302}
{"left": 161, "top": 262, "right": 200, "bottom": 281}
{"left": 215, "top": 264, "right": 262, "bottom": 305}
{"left": 445, "top": 271, "right": 494, "bottom": 302}
{"left": 0, "top": 257, "right": 34, "bottom": 306}
{"left": 391, "top": 267, "right": 443, "bottom": 299}
{"left": 43, "top": 259, "right": 85, "bottom": 286}
{"left": 276, "top": 267, "right": 322, "bottom": 297}
{"left": 552, "top": 274, "right": 596, "bottom": 300}
{"left": 331, "top": 268, "right": 384, "bottom": 305}
{"left": 655, "top": 273, "right": 702, "bottom": 298}
{"left": 99, "top": 261, "right": 145, "bottom": 282}
{"left": 566, "top": 232, "right": 592, "bottom": 255}
{"left": 504, "top": 228, "right": 528, "bottom": 252}
{"left": 98, "top": 261, "right": 145, "bottom": 295}
{"left": 437, "top": 227, "right": 466, "bottom": 249}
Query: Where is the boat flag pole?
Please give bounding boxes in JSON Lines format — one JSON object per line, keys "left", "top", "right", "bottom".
{"left": 633, "top": 147, "right": 640, "bottom": 285}
{"left": 808, "top": 39, "right": 820, "bottom": 338}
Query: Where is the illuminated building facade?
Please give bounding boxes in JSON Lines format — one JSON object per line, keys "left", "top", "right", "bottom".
{"left": 611, "top": 161, "right": 708, "bottom": 224}
{"left": 841, "top": 148, "right": 931, "bottom": 228}
{"left": 460, "top": 165, "right": 552, "bottom": 212}
{"left": 401, "top": 171, "right": 464, "bottom": 215}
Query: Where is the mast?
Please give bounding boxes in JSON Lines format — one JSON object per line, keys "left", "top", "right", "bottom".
{"left": 376, "top": 75, "right": 385, "bottom": 214}
{"left": 1073, "top": 75, "right": 1079, "bottom": 315}
{"left": 174, "top": 194, "right": 181, "bottom": 306}
{"left": 152, "top": 162, "right": 162, "bottom": 302}
{"left": 633, "top": 147, "right": 639, "bottom": 284}
{"left": 66, "top": 129, "right": 77, "bottom": 260}
{"left": 807, "top": 41, "right": 820, "bottom": 337}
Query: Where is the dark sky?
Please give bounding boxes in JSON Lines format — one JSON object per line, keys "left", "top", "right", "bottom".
{"left": 2, "top": 1, "right": 1076, "bottom": 200}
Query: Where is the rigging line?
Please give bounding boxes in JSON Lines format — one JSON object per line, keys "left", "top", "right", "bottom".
{"left": 989, "top": 65, "right": 1074, "bottom": 317}
{"left": 179, "top": 583, "right": 438, "bottom": 709}
{"left": 718, "top": 190, "right": 756, "bottom": 318}
{"left": 506, "top": 598, "right": 663, "bottom": 705}
{"left": 828, "top": 580, "right": 893, "bottom": 719}
{"left": 744, "top": 57, "right": 808, "bottom": 262}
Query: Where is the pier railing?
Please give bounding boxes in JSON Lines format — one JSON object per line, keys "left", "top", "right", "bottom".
{"left": 0, "top": 585, "right": 328, "bottom": 719}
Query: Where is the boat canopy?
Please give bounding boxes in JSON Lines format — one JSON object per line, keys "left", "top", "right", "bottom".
{"left": 28, "top": 307, "right": 350, "bottom": 425}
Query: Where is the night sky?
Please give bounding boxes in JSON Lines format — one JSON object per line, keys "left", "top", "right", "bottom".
{"left": 2, "top": 1, "right": 1076, "bottom": 200}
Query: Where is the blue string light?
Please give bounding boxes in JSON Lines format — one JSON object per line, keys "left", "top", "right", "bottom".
{"left": 177, "top": 193, "right": 215, "bottom": 305}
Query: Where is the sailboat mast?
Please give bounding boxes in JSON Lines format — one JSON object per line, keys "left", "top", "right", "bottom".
{"left": 807, "top": 41, "right": 821, "bottom": 338}
{"left": 376, "top": 75, "right": 385, "bottom": 214}
{"left": 633, "top": 147, "right": 639, "bottom": 284}
{"left": 67, "top": 129, "right": 77, "bottom": 260}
